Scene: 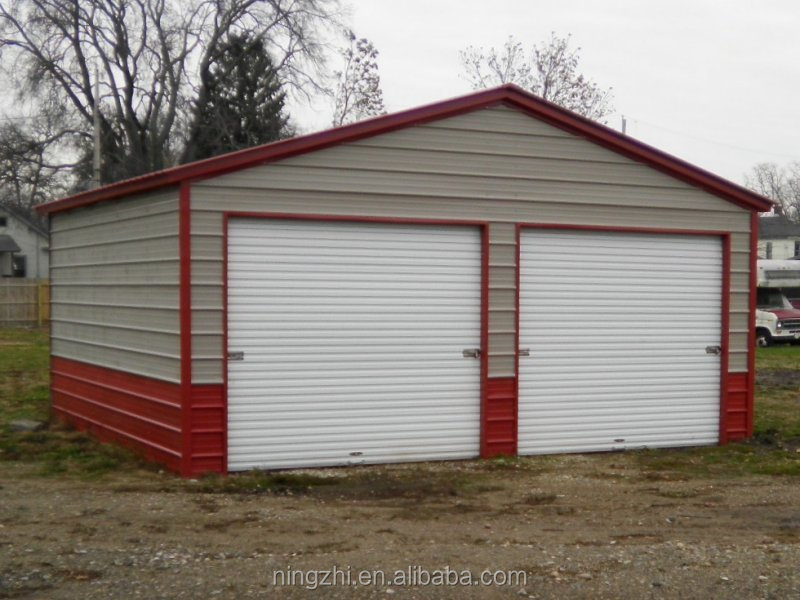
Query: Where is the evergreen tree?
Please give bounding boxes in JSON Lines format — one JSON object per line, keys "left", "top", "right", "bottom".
{"left": 187, "top": 34, "right": 292, "bottom": 162}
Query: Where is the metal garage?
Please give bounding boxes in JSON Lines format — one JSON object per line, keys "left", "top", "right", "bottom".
{"left": 38, "top": 84, "right": 772, "bottom": 476}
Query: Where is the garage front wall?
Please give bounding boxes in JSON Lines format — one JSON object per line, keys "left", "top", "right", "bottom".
{"left": 190, "top": 105, "right": 751, "bottom": 388}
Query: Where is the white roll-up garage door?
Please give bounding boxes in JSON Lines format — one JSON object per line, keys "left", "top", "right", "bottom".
{"left": 518, "top": 229, "right": 722, "bottom": 454}
{"left": 227, "top": 219, "right": 482, "bottom": 471}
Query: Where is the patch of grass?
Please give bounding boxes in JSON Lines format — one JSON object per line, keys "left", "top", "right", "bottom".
{"left": 754, "top": 388, "right": 800, "bottom": 442}
{"left": 634, "top": 443, "right": 800, "bottom": 479}
{"left": 756, "top": 345, "right": 800, "bottom": 372}
{"left": 0, "top": 326, "right": 50, "bottom": 423}
{"left": 753, "top": 344, "right": 800, "bottom": 446}
{"left": 0, "top": 426, "right": 148, "bottom": 479}
{"left": 0, "top": 327, "right": 146, "bottom": 479}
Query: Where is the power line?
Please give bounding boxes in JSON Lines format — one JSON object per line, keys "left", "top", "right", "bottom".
{"left": 627, "top": 117, "right": 798, "bottom": 161}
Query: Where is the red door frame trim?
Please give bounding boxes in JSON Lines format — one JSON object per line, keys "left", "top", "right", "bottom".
{"left": 221, "top": 211, "right": 492, "bottom": 472}
{"left": 747, "top": 212, "right": 758, "bottom": 436}
{"left": 179, "top": 182, "right": 193, "bottom": 476}
{"left": 516, "top": 223, "right": 733, "bottom": 444}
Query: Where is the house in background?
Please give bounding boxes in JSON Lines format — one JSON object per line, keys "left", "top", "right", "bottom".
{"left": 758, "top": 210, "right": 800, "bottom": 260}
{"left": 0, "top": 204, "right": 49, "bottom": 278}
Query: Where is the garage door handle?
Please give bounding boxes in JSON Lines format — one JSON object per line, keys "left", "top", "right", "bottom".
{"left": 519, "top": 348, "right": 530, "bottom": 357}
{"left": 228, "top": 351, "right": 245, "bottom": 361}
{"left": 705, "top": 345, "right": 722, "bottom": 355}
{"left": 462, "top": 348, "right": 481, "bottom": 358}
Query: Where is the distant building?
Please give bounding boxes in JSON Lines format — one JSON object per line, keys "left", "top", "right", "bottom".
{"left": 0, "top": 204, "right": 49, "bottom": 278}
{"left": 758, "top": 212, "right": 800, "bottom": 260}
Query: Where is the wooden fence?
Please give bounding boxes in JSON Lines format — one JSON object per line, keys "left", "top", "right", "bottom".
{"left": 0, "top": 279, "right": 50, "bottom": 326}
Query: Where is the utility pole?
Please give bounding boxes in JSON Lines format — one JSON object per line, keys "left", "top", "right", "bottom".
{"left": 92, "top": 66, "right": 101, "bottom": 189}
{"left": 621, "top": 115, "right": 627, "bottom": 135}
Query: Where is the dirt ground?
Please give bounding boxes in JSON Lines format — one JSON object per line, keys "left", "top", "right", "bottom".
{"left": 2, "top": 452, "right": 799, "bottom": 600}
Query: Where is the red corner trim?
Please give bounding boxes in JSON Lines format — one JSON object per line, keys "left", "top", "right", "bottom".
{"left": 719, "top": 234, "right": 732, "bottom": 443}
{"left": 179, "top": 182, "right": 193, "bottom": 476}
{"left": 479, "top": 223, "right": 490, "bottom": 457}
{"left": 747, "top": 212, "right": 758, "bottom": 437}
{"left": 221, "top": 213, "right": 230, "bottom": 474}
{"left": 37, "top": 84, "right": 772, "bottom": 216}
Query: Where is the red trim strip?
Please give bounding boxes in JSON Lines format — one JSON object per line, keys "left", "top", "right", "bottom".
{"left": 188, "top": 384, "right": 225, "bottom": 475}
{"left": 221, "top": 213, "right": 230, "bottom": 474}
{"left": 222, "top": 212, "right": 491, "bottom": 463}
{"left": 512, "top": 224, "right": 522, "bottom": 455}
{"left": 179, "top": 182, "right": 193, "bottom": 476}
{"left": 484, "top": 377, "right": 517, "bottom": 456}
{"left": 518, "top": 223, "right": 733, "bottom": 445}
{"left": 36, "top": 85, "right": 772, "bottom": 216}
{"left": 719, "top": 234, "right": 732, "bottom": 443}
{"left": 479, "top": 224, "right": 490, "bottom": 457}
{"left": 747, "top": 212, "right": 758, "bottom": 437}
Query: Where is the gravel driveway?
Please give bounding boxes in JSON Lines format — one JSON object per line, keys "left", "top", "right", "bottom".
{"left": 2, "top": 452, "right": 799, "bottom": 599}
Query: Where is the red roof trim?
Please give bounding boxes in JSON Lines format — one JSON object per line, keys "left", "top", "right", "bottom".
{"left": 36, "top": 84, "right": 773, "bottom": 215}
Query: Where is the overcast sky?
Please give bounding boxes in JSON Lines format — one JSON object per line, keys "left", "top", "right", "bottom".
{"left": 299, "top": 0, "right": 798, "bottom": 186}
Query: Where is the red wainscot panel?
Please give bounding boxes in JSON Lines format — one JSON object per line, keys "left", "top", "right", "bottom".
{"left": 724, "top": 372, "right": 751, "bottom": 442}
{"left": 50, "top": 357, "right": 183, "bottom": 473}
{"left": 187, "top": 385, "right": 226, "bottom": 476}
{"left": 482, "top": 377, "right": 517, "bottom": 457}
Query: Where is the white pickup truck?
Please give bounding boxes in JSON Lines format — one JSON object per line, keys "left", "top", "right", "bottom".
{"left": 756, "top": 260, "right": 800, "bottom": 346}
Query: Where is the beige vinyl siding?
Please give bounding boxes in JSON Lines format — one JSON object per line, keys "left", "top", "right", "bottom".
{"left": 50, "top": 189, "right": 181, "bottom": 382}
{"left": 189, "top": 105, "right": 752, "bottom": 383}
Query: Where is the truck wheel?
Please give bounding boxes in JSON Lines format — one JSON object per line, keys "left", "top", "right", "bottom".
{"left": 756, "top": 329, "right": 772, "bottom": 348}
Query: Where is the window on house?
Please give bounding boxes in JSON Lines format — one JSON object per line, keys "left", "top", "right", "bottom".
{"left": 0, "top": 216, "right": 6, "bottom": 227}
{"left": 794, "top": 241, "right": 800, "bottom": 258}
{"left": 766, "top": 242, "right": 773, "bottom": 259}
{"left": 11, "top": 254, "right": 26, "bottom": 277}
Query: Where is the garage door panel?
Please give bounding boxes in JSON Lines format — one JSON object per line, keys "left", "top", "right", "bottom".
{"left": 519, "top": 230, "right": 722, "bottom": 454}
{"left": 227, "top": 219, "right": 482, "bottom": 471}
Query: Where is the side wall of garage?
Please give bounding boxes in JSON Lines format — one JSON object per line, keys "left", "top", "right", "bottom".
{"left": 186, "top": 105, "right": 753, "bottom": 469}
{"left": 48, "top": 189, "right": 184, "bottom": 471}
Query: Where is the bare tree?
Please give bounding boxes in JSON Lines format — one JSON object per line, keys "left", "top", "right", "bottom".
{"left": 332, "top": 32, "right": 385, "bottom": 127}
{"left": 0, "top": 0, "right": 342, "bottom": 191}
{"left": 0, "top": 103, "right": 74, "bottom": 211}
{"left": 746, "top": 162, "right": 800, "bottom": 217}
{"left": 460, "top": 33, "right": 613, "bottom": 122}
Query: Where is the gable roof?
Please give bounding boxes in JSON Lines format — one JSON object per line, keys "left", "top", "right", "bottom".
{"left": 36, "top": 84, "right": 774, "bottom": 216}
{"left": 1, "top": 202, "right": 48, "bottom": 236}
{"left": 759, "top": 214, "right": 800, "bottom": 239}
